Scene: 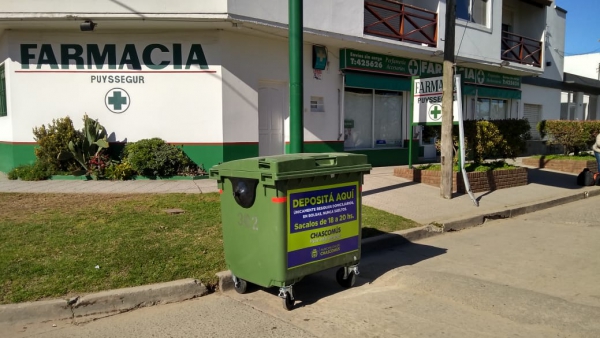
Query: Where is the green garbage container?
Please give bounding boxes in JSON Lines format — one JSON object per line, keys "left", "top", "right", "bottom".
{"left": 209, "top": 153, "right": 371, "bottom": 310}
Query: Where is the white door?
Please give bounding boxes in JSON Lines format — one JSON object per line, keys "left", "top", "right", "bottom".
{"left": 258, "top": 82, "right": 286, "bottom": 156}
{"left": 523, "top": 104, "right": 542, "bottom": 140}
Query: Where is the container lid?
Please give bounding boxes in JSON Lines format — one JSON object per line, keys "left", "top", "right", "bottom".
{"left": 209, "top": 153, "right": 371, "bottom": 181}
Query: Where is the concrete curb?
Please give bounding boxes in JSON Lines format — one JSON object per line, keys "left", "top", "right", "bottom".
{"left": 0, "top": 299, "right": 72, "bottom": 325}
{"left": 0, "top": 278, "right": 208, "bottom": 325}
{"left": 442, "top": 188, "right": 600, "bottom": 232}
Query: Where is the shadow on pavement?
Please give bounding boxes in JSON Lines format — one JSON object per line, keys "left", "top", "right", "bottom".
{"left": 252, "top": 235, "right": 447, "bottom": 309}
{"left": 527, "top": 168, "right": 582, "bottom": 190}
{"left": 362, "top": 182, "right": 418, "bottom": 197}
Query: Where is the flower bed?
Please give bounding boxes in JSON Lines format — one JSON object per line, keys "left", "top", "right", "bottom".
{"left": 522, "top": 157, "right": 597, "bottom": 174}
{"left": 394, "top": 167, "right": 528, "bottom": 193}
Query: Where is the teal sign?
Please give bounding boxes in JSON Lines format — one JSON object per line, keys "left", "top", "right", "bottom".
{"left": 312, "top": 45, "right": 328, "bottom": 70}
{"left": 340, "top": 48, "right": 521, "bottom": 89}
{"left": 340, "top": 48, "right": 442, "bottom": 77}
{"left": 456, "top": 67, "right": 520, "bottom": 89}
{"left": 20, "top": 43, "right": 209, "bottom": 70}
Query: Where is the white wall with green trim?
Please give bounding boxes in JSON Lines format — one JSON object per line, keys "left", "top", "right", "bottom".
{"left": 220, "top": 30, "right": 343, "bottom": 146}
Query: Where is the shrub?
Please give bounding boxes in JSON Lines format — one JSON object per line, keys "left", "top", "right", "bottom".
{"left": 543, "top": 120, "right": 600, "bottom": 155}
{"left": 7, "top": 162, "right": 51, "bottom": 181}
{"left": 432, "top": 119, "right": 530, "bottom": 164}
{"left": 123, "top": 138, "right": 196, "bottom": 177}
{"left": 488, "top": 119, "right": 531, "bottom": 159}
{"left": 537, "top": 120, "right": 547, "bottom": 139}
{"left": 32, "top": 117, "right": 81, "bottom": 173}
{"left": 57, "top": 114, "right": 110, "bottom": 178}
{"left": 87, "top": 151, "right": 112, "bottom": 179}
{"left": 105, "top": 161, "right": 136, "bottom": 180}
{"left": 469, "top": 120, "right": 506, "bottom": 164}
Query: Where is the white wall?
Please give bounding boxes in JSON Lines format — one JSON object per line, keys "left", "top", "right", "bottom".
{"left": 220, "top": 31, "right": 342, "bottom": 144}
{"left": 5, "top": 31, "right": 224, "bottom": 143}
{"left": 220, "top": 31, "right": 289, "bottom": 144}
{"left": 542, "top": 5, "right": 566, "bottom": 81}
{"left": 0, "top": 0, "right": 227, "bottom": 15}
{"left": 453, "top": 0, "right": 502, "bottom": 64}
{"left": 520, "top": 83, "right": 561, "bottom": 120}
{"left": 301, "top": 44, "right": 343, "bottom": 143}
{"left": 228, "top": 0, "right": 364, "bottom": 37}
{"left": 0, "top": 32, "right": 13, "bottom": 141}
{"left": 565, "top": 53, "right": 600, "bottom": 80}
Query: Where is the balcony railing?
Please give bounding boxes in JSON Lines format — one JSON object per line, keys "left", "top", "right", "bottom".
{"left": 501, "top": 31, "right": 542, "bottom": 67}
{"left": 364, "top": 0, "right": 438, "bottom": 47}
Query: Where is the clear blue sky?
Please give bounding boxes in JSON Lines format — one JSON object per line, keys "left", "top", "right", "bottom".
{"left": 555, "top": 0, "right": 600, "bottom": 55}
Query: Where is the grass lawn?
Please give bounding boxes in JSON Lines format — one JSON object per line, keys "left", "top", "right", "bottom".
{"left": 0, "top": 193, "right": 419, "bottom": 304}
{"left": 417, "top": 160, "right": 518, "bottom": 172}
{"left": 531, "top": 154, "right": 596, "bottom": 160}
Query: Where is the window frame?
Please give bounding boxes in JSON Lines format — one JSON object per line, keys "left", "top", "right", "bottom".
{"left": 343, "top": 87, "right": 404, "bottom": 150}
{"left": 472, "top": 97, "right": 511, "bottom": 120}
{"left": 0, "top": 63, "right": 6, "bottom": 117}
{"left": 455, "top": 0, "right": 490, "bottom": 27}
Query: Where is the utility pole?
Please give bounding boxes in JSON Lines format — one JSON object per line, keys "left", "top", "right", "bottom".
{"left": 289, "top": 0, "right": 304, "bottom": 154}
{"left": 441, "top": 0, "right": 456, "bottom": 199}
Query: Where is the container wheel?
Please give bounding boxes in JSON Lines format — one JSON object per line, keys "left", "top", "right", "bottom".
{"left": 283, "top": 292, "right": 295, "bottom": 311}
{"left": 234, "top": 277, "right": 248, "bottom": 294}
{"left": 336, "top": 267, "right": 356, "bottom": 288}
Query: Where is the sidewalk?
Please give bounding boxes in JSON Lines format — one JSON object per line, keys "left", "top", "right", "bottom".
{"left": 363, "top": 160, "right": 600, "bottom": 226}
{"left": 1, "top": 158, "right": 598, "bottom": 227}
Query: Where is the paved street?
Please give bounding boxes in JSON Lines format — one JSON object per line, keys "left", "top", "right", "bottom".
{"left": 6, "top": 196, "right": 600, "bottom": 338}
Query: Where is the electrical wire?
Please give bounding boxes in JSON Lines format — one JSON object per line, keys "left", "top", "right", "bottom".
{"left": 455, "top": 16, "right": 470, "bottom": 60}
{"left": 563, "top": 47, "right": 600, "bottom": 56}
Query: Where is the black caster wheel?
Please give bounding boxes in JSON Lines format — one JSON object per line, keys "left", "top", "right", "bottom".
{"left": 233, "top": 277, "right": 248, "bottom": 294}
{"left": 283, "top": 292, "right": 295, "bottom": 311}
{"left": 336, "top": 267, "right": 356, "bottom": 288}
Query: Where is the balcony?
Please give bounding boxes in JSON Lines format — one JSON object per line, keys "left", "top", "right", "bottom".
{"left": 501, "top": 31, "right": 542, "bottom": 68}
{"left": 364, "top": 0, "right": 438, "bottom": 47}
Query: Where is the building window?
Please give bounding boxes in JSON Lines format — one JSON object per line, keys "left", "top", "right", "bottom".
{"left": 344, "top": 88, "right": 402, "bottom": 149}
{"left": 475, "top": 98, "right": 509, "bottom": 120}
{"left": 456, "top": 0, "right": 488, "bottom": 26}
{"left": 0, "top": 64, "right": 6, "bottom": 117}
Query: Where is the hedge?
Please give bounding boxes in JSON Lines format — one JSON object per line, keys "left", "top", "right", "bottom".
{"left": 430, "top": 118, "right": 531, "bottom": 164}
{"left": 538, "top": 120, "right": 600, "bottom": 155}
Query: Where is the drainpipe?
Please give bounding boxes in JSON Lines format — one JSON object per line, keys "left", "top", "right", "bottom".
{"left": 289, "top": 0, "right": 304, "bottom": 153}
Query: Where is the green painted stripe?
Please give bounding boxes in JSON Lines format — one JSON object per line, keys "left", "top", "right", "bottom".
{"left": 0, "top": 142, "right": 259, "bottom": 173}
{"left": 285, "top": 141, "right": 344, "bottom": 154}
{"left": 0, "top": 142, "right": 37, "bottom": 173}
{"left": 348, "top": 145, "right": 419, "bottom": 167}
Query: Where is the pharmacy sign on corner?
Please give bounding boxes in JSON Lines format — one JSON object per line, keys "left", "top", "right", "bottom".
{"left": 412, "top": 76, "right": 459, "bottom": 125}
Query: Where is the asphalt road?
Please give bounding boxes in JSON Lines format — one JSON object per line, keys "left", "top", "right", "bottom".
{"left": 6, "top": 196, "right": 600, "bottom": 338}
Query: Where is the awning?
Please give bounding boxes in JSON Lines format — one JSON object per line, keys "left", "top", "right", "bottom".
{"left": 344, "top": 71, "right": 411, "bottom": 92}
{"left": 463, "top": 85, "right": 522, "bottom": 100}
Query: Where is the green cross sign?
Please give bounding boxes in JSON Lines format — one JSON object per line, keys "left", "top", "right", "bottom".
{"left": 430, "top": 105, "right": 442, "bottom": 120}
{"left": 408, "top": 59, "right": 419, "bottom": 75}
{"left": 108, "top": 91, "right": 127, "bottom": 110}
{"left": 105, "top": 88, "right": 131, "bottom": 113}
{"left": 316, "top": 49, "right": 326, "bottom": 62}
{"left": 313, "top": 45, "right": 328, "bottom": 70}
